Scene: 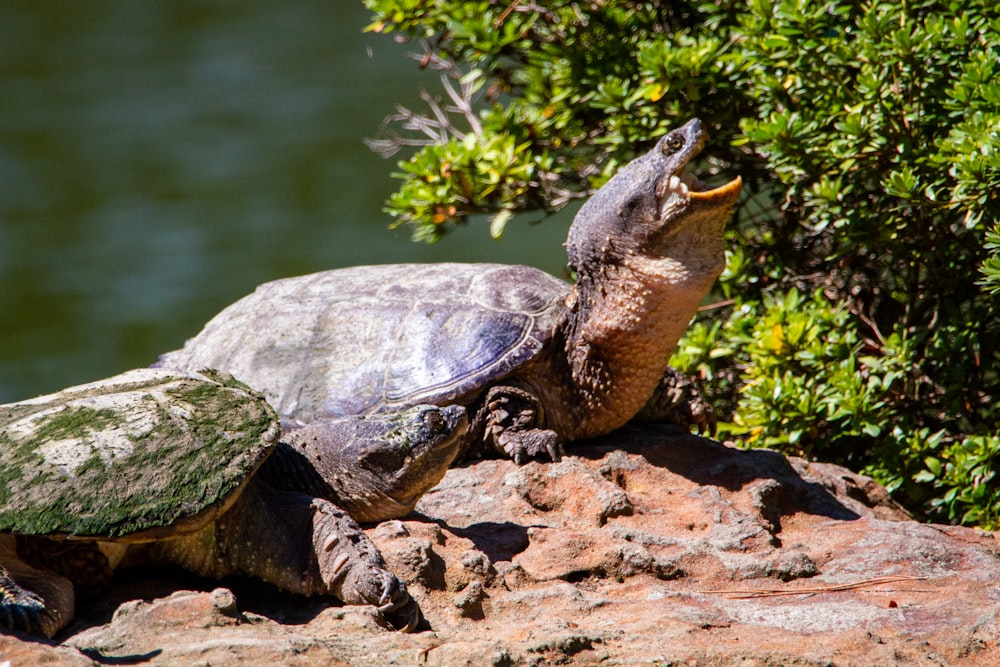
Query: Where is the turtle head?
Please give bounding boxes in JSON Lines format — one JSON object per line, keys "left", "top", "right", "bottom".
{"left": 356, "top": 404, "right": 467, "bottom": 486}
{"left": 350, "top": 405, "right": 469, "bottom": 521}
{"left": 566, "top": 118, "right": 741, "bottom": 277}
{"left": 301, "top": 405, "right": 468, "bottom": 522}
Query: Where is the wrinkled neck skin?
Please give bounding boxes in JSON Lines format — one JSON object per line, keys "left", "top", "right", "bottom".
{"left": 544, "top": 233, "right": 724, "bottom": 441}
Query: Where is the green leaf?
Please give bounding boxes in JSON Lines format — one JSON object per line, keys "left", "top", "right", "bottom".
{"left": 924, "top": 456, "right": 943, "bottom": 477}
{"left": 489, "top": 209, "right": 513, "bottom": 240}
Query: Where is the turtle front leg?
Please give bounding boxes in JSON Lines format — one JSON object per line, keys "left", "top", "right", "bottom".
{"left": 309, "top": 498, "right": 419, "bottom": 632}
{"left": 479, "top": 385, "right": 564, "bottom": 464}
{"left": 634, "top": 366, "right": 717, "bottom": 436}
{"left": 171, "top": 481, "right": 419, "bottom": 632}
{"left": 0, "top": 537, "right": 74, "bottom": 638}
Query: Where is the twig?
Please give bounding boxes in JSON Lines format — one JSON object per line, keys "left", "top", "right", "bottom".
{"left": 698, "top": 298, "right": 736, "bottom": 312}
{"left": 701, "top": 574, "right": 930, "bottom": 599}
{"left": 494, "top": 0, "right": 521, "bottom": 29}
{"left": 440, "top": 75, "right": 483, "bottom": 137}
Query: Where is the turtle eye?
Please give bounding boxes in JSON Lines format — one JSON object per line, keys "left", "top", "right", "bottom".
{"left": 423, "top": 409, "right": 446, "bottom": 434}
{"left": 663, "top": 134, "right": 684, "bottom": 153}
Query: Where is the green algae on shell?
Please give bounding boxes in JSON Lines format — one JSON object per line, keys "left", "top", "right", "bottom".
{"left": 0, "top": 368, "right": 279, "bottom": 539}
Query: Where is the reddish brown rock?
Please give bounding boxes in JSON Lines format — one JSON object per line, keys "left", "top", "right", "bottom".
{"left": 4, "top": 426, "right": 999, "bottom": 665}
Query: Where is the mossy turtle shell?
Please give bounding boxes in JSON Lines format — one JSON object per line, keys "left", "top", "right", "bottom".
{"left": 157, "top": 264, "right": 569, "bottom": 426}
{"left": 0, "top": 368, "right": 279, "bottom": 539}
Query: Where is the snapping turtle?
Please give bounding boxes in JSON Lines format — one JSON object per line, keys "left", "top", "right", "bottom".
{"left": 0, "top": 368, "right": 465, "bottom": 637}
{"left": 157, "top": 118, "right": 741, "bottom": 463}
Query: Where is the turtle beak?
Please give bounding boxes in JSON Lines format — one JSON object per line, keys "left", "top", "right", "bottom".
{"left": 688, "top": 175, "right": 742, "bottom": 207}
{"left": 657, "top": 169, "right": 742, "bottom": 220}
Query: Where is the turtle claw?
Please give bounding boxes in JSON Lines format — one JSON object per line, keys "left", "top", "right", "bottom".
{"left": 635, "top": 366, "right": 717, "bottom": 437}
{"left": 482, "top": 386, "right": 563, "bottom": 464}
{"left": 376, "top": 573, "right": 393, "bottom": 608}
{"left": 375, "top": 572, "right": 408, "bottom": 613}
{"left": 0, "top": 593, "right": 45, "bottom": 636}
{"left": 0, "top": 567, "right": 59, "bottom": 638}
{"left": 311, "top": 498, "right": 421, "bottom": 632}
{"left": 547, "top": 438, "right": 566, "bottom": 462}
{"left": 500, "top": 428, "right": 563, "bottom": 465}
{"left": 377, "top": 577, "right": 421, "bottom": 633}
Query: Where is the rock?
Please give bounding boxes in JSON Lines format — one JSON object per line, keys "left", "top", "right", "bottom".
{"left": 5, "top": 425, "right": 1000, "bottom": 665}
{"left": 0, "top": 634, "right": 94, "bottom": 666}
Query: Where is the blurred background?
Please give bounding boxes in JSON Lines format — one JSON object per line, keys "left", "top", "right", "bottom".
{"left": 0, "top": 1, "right": 574, "bottom": 403}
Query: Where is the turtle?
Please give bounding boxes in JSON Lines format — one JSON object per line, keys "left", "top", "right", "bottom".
{"left": 156, "top": 118, "right": 741, "bottom": 463}
{"left": 0, "top": 367, "right": 466, "bottom": 638}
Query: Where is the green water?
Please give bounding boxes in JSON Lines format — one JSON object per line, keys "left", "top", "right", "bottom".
{"left": 0, "top": 1, "right": 574, "bottom": 403}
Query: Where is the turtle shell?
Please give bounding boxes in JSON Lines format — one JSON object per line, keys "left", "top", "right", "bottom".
{"left": 0, "top": 368, "right": 279, "bottom": 539}
{"left": 157, "top": 263, "right": 569, "bottom": 426}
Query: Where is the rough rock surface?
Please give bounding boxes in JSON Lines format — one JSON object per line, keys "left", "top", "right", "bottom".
{"left": 4, "top": 425, "right": 1000, "bottom": 665}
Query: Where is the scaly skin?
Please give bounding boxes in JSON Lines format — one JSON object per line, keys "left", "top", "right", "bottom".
{"left": 477, "top": 119, "right": 741, "bottom": 460}
{"left": 147, "top": 478, "right": 419, "bottom": 631}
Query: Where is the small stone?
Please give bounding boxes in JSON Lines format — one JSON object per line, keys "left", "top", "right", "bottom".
{"left": 460, "top": 549, "right": 496, "bottom": 582}
{"left": 110, "top": 598, "right": 145, "bottom": 623}
{"left": 210, "top": 587, "right": 239, "bottom": 617}
{"left": 496, "top": 562, "right": 532, "bottom": 590}
{"left": 371, "top": 519, "right": 409, "bottom": 540}
{"left": 452, "top": 581, "right": 486, "bottom": 617}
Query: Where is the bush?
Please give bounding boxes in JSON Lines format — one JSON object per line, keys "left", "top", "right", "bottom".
{"left": 365, "top": 0, "right": 1000, "bottom": 527}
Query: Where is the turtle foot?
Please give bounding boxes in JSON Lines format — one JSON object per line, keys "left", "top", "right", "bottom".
{"left": 497, "top": 428, "right": 564, "bottom": 465}
{"left": 0, "top": 563, "right": 66, "bottom": 639}
{"left": 481, "top": 385, "right": 564, "bottom": 464}
{"left": 310, "top": 498, "right": 420, "bottom": 632}
{"left": 635, "top": 366, "right": 717, "bottom": 437}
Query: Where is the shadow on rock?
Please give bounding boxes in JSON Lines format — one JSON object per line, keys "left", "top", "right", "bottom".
{"left": 578, "top": 423, "right": 870, "bottom": 523}
{"left": 417, "top": 517, "right": 532, "bottom": 564}
{"left": 79, "top": 647, "right": 163, "bottom": 665}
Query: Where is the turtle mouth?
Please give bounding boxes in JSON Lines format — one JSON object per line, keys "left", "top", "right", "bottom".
{"left": 688, "top": 174, "right": 742, "bottom": 203}
{"left": 659, "top": 167, "right": 742, "bottom": 218}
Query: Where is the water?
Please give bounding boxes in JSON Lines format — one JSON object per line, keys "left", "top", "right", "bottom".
{"left": 0, "top": 1, "right": 574, "bottom": 403}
